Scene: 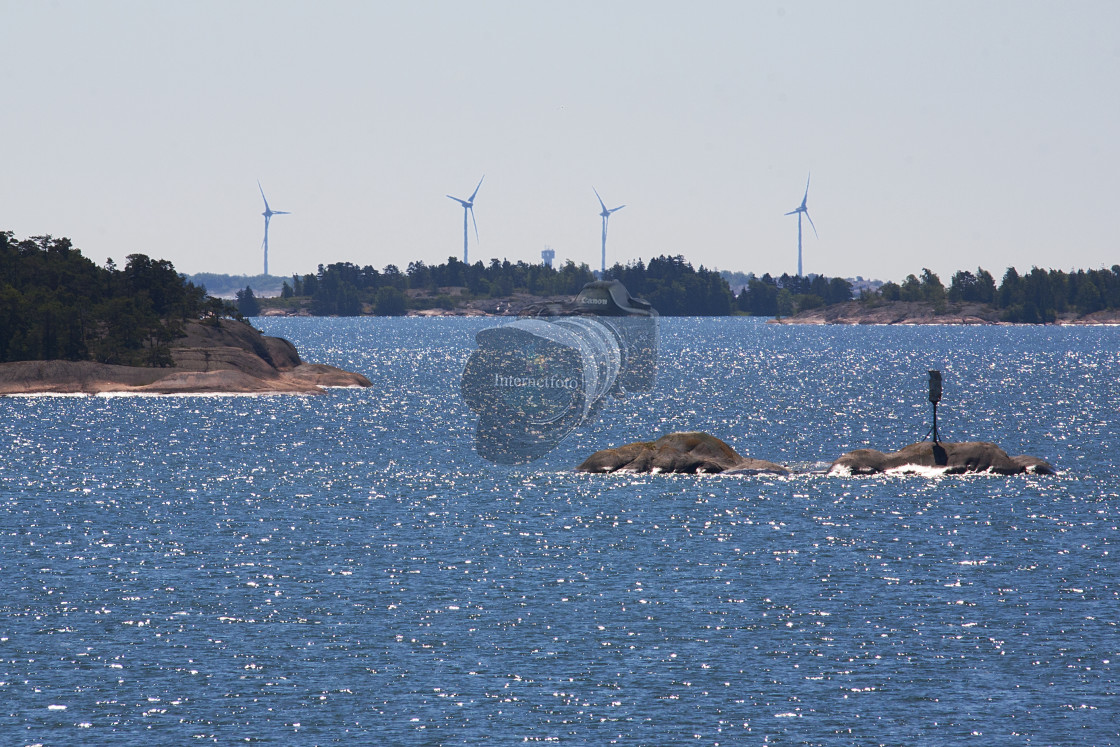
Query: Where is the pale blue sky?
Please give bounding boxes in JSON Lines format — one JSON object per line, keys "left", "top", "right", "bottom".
{"left": 3, "top": 1, "right": 1117, "bottom": 282}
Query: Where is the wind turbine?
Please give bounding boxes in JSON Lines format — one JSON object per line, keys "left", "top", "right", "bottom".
{"left": 258, "top": 181, "right": 290, "bottom": 276}
{"left": 594, "top": 188, "right": 625, "bottom": 275}
{"left": 447, "top": 176, "right": 484, "bottom": 263}
{"left": 785, "top": 173, "right": 817, "bottom": 277}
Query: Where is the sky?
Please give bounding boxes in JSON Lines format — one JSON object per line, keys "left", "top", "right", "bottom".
{"left": 3, "top": 0, "right": 1118, "bottom": 284}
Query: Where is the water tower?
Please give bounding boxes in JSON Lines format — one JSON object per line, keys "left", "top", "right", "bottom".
{"left": 541, "top": 246, "right": 556, "bottom": 268}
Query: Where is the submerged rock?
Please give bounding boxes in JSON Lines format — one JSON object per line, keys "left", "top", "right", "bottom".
{"left": 577, "top": 432, "right": 789, "bottom": 475}
{"left": 829, "top": 441, "right": 1053, "bottom": 475}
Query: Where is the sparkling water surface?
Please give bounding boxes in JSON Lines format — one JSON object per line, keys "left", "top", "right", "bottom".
{"left": 2, "top": 317, "right": 1118, "bottom": 745}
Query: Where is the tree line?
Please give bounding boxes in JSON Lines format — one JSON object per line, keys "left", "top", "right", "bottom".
{"left": 268, "top": 256, "right": 600, "bottom": 316}
{"left": 723, "top": 265, "right": 1120, "bottom": 321}
{"left": 0, "top": 232, "right": 236, "bottom": 365}
{"left": 602, "top": 256, "right": 735, "bottom": 316}
{"left": 872, "top": 266, "right": 1120, "bottom": 322}
{"left": 7, "top": 231, "right": 1116, "bottom": 362}
{"left": 734, "top": 272, "right": 855, "bottom": 316}
{"left": 262, "top": 255, "right": 739, "bottom": 316}
{"left": 257, "top": 254, "right": 1120, "bottom": 322}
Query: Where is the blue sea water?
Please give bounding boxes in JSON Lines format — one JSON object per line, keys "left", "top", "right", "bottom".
{"left": 1, "top": 317, "right": 1118, "bottom": 745}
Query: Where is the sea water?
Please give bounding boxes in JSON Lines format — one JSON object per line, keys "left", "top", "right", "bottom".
{"left": 1, "top": 317, "right": 1118, "bottom": 745}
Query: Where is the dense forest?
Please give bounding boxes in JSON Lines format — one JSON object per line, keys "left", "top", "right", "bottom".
{"left": 263, "top": 255, "right": 738, "bottom": 316}
{"left": 0, "top": 232, "right": 237, "bottom": 365}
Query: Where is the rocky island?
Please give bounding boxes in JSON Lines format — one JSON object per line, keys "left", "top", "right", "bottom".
{"left": 0, "top": 318, "right": 371, "bottom": 395}
{"left": 0, "top": 234, "right": 369, "bottom": 395}
{"left": 577, "top": 432, "right": 789, "bottom": 475}
{"left": 575, "top": 432, "right": 1053, "bottom": 477}
{"left": 829, "top": 440, "right": 1054, "bottom": 475}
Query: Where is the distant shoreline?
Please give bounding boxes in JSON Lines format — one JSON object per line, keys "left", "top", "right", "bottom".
{"left": 258, "top": 292, "right": 574, "bottom": 318}
{"left": 768, "top": 300, "right": 1120, "bottom": 326}
{"left": 254, "top": 298, "right": 1120, "bottom": 324}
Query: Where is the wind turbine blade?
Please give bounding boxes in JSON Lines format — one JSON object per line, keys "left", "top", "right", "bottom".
{"left": 447, "top": 195, "right": 467, "bottom": 206}
{"left": 469, "top": 175, "right": 484, "bottom": 202}
{"left": 274, "top": 210, "right": 291, "bottom": 215}
{"left": 785, "top": 209, "right": 799, "bottom": 216}
{"left": 805, "top": 211, "right": 818, "bottom": 238}
{"left": 610, "top": 204, "right": 625, "bottom": 214}
{"left": 801, "top": 173, "right": 811, "bottom": 209}
{"left": 258, "top": 181, "right": 271, "bottom": 212}
{"left": 470, "top": 206, "right": 479, "bottom": 242}
{"left": 594, "top": 187, "right": 607, "bottom": 213}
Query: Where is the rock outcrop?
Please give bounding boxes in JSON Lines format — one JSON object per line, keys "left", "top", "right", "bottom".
{"left": 769, "top": 300, "right": 1120, "bottom": 326}
{"left": 577, "top": 432, "right": 789, "bottom": 475}
{"left": 829, "top": 441, "right": 1053, "bottom": 475}
{"left": 770, "top": 301, "right": 1003, "bottom": 325}
{"left": 0, "top": 319, "right": 371, "bottom": 395}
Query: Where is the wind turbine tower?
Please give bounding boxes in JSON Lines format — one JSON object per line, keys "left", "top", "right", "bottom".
{"left": 258, "top": 181, "right": 290, "bottom": 276}
{"left": 447, "top": 176, "right": 484, "bottom": 263}
{"left": 785, "top": 173, "right": 817, "bottom": 277}
{"left": 594, "top": 188, "right": 625, "bottom": 275}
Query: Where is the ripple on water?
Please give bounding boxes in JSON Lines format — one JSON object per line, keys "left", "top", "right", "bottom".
{"left": 1, "top": 319, "right": 1118, "bottom": 743}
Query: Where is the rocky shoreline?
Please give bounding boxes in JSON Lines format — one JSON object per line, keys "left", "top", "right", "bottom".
{"left": 769, "top": 300, "right": 1120, "bottom": 325}
{"left": 0, "top": 319, "right": 371, "bottom": 395}
{"left": 577, "top": 432, "right": 1053, "bottom": 476}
